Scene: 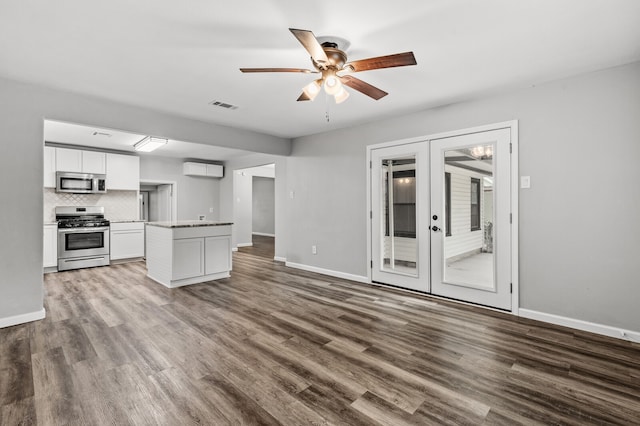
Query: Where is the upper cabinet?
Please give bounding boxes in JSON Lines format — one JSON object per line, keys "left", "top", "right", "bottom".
{"left": 183, "top": 162, "right": 223, "bottom": 178}
{"left": 82, "top": 150, "right": 106, "bottom": 174}
{"left": 45, "top": 147, "right": 139, "bottom": 191}
{"left": 106, "top": 153, "right": 140, "bottom": 190}
{"left": 44, "top": 146, "right": 56, "bottom": 188}
{"left": 55, "top": 147, "right": 105, "bottom": 174}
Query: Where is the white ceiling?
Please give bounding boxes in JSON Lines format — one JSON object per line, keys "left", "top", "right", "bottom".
{"left": 2, "top": 1, "right": 640, "bottom": 141}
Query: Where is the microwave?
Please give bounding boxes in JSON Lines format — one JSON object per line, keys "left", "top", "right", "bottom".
{"left": 56, "top": 171, "right": 107, "bottom": 194}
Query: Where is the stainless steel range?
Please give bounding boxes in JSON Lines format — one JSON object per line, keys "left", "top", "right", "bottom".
{"left": 56, "top": 206, "right": 110, "bottom": 271}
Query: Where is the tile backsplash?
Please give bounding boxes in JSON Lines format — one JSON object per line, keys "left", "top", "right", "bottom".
{"left": 44, "top": 188, "right": 138, "bottom": 222}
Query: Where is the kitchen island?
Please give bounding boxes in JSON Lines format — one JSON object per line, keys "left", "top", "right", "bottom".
{"left": 145, "top": 221, "right": 233, "bottom": 288}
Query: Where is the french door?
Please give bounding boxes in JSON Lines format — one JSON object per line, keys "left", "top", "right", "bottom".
{"left": 370, "top": 128, "right": 512, "bottom": 310}
{"left": 371, "top": 142, "right": 430, "bottom": 292}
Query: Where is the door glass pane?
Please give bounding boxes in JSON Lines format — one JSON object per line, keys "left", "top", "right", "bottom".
{"left": 443, "top": 145, "right": 495, "bottom": 290}
{"left": 381, "top": 157, "right": 417, "bottom": 276}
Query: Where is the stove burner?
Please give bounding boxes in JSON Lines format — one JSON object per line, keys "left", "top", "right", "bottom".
{"left": 57, "top": 218, "right": 110, "bottom": 229}
{"left": 55, "top": 206, "right": 110, "bottom": 228}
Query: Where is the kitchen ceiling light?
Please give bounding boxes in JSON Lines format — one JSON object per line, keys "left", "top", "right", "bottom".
{"left": 134, "top": 136, "right": 167, "bottom": 152}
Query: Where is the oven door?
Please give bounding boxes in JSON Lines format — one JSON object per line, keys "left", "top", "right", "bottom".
{"left": 58, "top": 227, "right": 110, "bottom": 259}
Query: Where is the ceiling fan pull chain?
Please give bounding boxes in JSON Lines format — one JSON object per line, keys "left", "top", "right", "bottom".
{"left": 325, "top": 93, "right": 330, "bottom": 122}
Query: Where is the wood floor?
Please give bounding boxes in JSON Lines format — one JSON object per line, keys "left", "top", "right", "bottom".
{"left": 1, "top": 252, "right": 639, "bottom": 425}
{"left": 237, "top": 234, "right": 275, "bottom": 260}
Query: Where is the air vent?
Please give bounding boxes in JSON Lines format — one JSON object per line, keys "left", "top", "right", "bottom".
{"left": 209, "top": 100, "right": 239, "bottom": 110}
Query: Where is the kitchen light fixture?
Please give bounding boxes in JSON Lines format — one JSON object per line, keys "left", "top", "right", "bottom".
{"left": 134, "top": 136, "right": 168, "bottom": 152}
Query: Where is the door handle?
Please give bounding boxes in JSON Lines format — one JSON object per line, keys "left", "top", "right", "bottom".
{"left": 431, "top": 226, "right": 440, "bottom": 232}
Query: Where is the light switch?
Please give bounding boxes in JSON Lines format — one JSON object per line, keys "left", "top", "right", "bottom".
{"left": 289, "top": 191, "right": 295, "bottom": 199}
{"left": 520, "top": 176, "right": 531, "bottom": 189}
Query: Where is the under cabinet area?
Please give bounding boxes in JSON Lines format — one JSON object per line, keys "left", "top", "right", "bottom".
{"left": 110, "top": 222, "right": 145, "bottom": 261}
{"left": 145, "top": 222, "right": 232, "bottom": 288}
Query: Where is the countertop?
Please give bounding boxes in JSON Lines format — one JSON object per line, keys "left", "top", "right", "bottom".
{"left": 146, "top": 220, "right": 233, "bottom": 229}
{"left": 111, "top": 220, "right": 146, "bottom": 223}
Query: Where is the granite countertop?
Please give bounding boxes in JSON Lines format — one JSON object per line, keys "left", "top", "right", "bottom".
{"left": 146, "top": 221, "right": 233, "bottom": 229}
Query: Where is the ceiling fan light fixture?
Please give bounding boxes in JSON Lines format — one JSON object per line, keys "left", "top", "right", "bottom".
{"left": 134, "top": 136, "right": 167, "bottom": 152}
{"left": 334, "top": 87, "right": 350, "bottom": 104}
{"left": 323, "top": 74, "right": 342, "bottom": 95}
{"left": 302, "top": 80, "right": 322, "bottom": 101}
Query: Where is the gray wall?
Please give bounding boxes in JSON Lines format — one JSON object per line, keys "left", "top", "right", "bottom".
{"left": 139, "top": 156, "right": 221, "bottom": 221}
{"left": 252, "top": 177, "right": 275, "bottom": 235}
{"left": 0, "top": 76, "right": 290, "bottom": 324}
{"left": 288, "top": 62, "right": 640, "bottom": 331}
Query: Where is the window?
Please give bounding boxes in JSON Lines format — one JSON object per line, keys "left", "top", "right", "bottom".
{"left": 470, "top": 177, "right": 481, "bottom": 231}
{"left": 445, "top": 172, "right": 451, "bottom": 236}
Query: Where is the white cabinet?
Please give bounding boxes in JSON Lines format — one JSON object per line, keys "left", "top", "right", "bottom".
{"left": 206, "top": 164, "right": 223, "bottom": 178}
{"left": 172, "top": 238, "right": 205, "bottom": 280}
{"left": 145, "top": 223, "right": 232, "bottom": 288}
{"left": 44, "top": 146, "right": 56, "bottom": 188}
{"left": 205, "top": 236, "right": 231, "bottom": 275}
{"left": 43, "top": 224, "right": 57, "bottom": 269}
{"left": 82, "top": 150, "right": 106, "bottom": 174}
{"left": 106, "top": 153, "right": 140, "bottom": 190}
{"left": 110, "top": 222, "right": 145, "bottom": 260}
{"left": 55, "top": 148, "right": 82, "bottom": 172}
{"left": 55, "top": 148, "right": 106, "bottom": 174}
{"left": 183, "top": 162, "right": 223, "bottom": 178}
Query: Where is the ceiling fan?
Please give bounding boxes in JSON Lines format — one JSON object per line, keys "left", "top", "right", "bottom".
{"left": 240, "top": 28, "right": 417, "bottom": 104}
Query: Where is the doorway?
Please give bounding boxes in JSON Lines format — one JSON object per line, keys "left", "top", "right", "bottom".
{"left": 139, "top": 181, "right": 177, "bottom": 222}
{"left": 369, "top": 124, "right": 517, "bottom": 311}
{"left": 233, "top": 164, "right": 276, "bottom": 258}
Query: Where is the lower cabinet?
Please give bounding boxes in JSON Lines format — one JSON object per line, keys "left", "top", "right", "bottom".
{"left": 43, "top": 224, "right": 58, "bottom": 269}
{"left": 110, "top": 222, "right": 145, "bottom": 260}
{"left": 172, "top": 238, "right": 205, "bottom": 280}
{"left": 205, "top": 236, "right": 231, "bottom": 275}
{"left": 145, "top": 223, "right": 232, "bottom": 288}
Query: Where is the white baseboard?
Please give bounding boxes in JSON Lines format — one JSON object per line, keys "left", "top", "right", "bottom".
{"left": 274, "top": 256, "right": 286, "bottom": 263}
{"left": 285, "top": 261, "right": 369, "bottom": 284}
{"left": 252, "top": 232, "right": 275, "bottom": 237}
{"left": 236, "top": 243, "right": 253, "bottom": 248}
{"left": 519, "top": 308, "right": 640, "bottom": 343}
{"left": 0, "top": 308, "right": 46, "bottom": 328}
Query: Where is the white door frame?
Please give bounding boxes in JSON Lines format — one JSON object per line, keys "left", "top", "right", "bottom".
{"left": 366, "top": 121, "right": 519, "bottom": 314}
{"left": 139, "top": 179, "right": 178, "bottom": 222}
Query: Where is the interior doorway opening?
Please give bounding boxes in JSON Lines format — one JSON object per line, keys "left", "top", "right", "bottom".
{"left": 233, "top": 164, "right": 276, "bottom": 260}
{"left": 139, "top": 180, "right": 177, "bottom": 222}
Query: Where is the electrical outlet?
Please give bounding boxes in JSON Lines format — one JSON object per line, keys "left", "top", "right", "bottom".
{"left": 198, "top": 215, "right": 205, "bottom": 220}
{"left": 312, "top": 245, "right": 317, "bottom": 255}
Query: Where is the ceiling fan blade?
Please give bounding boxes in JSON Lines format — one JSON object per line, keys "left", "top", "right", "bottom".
{"left": 240, "top": 67, "right": 317, "bottom": 73}
{"left": 297, "top": 92, "right": 311, "bottom": 101}
{"left": 289, "top": 28, "right": 329, "bottom": 65}
{"left": 340, "top": 76, "right": 388, "bottom": 100}
{"left": 343, "top": 52, "right": 417, "bottom": 73}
